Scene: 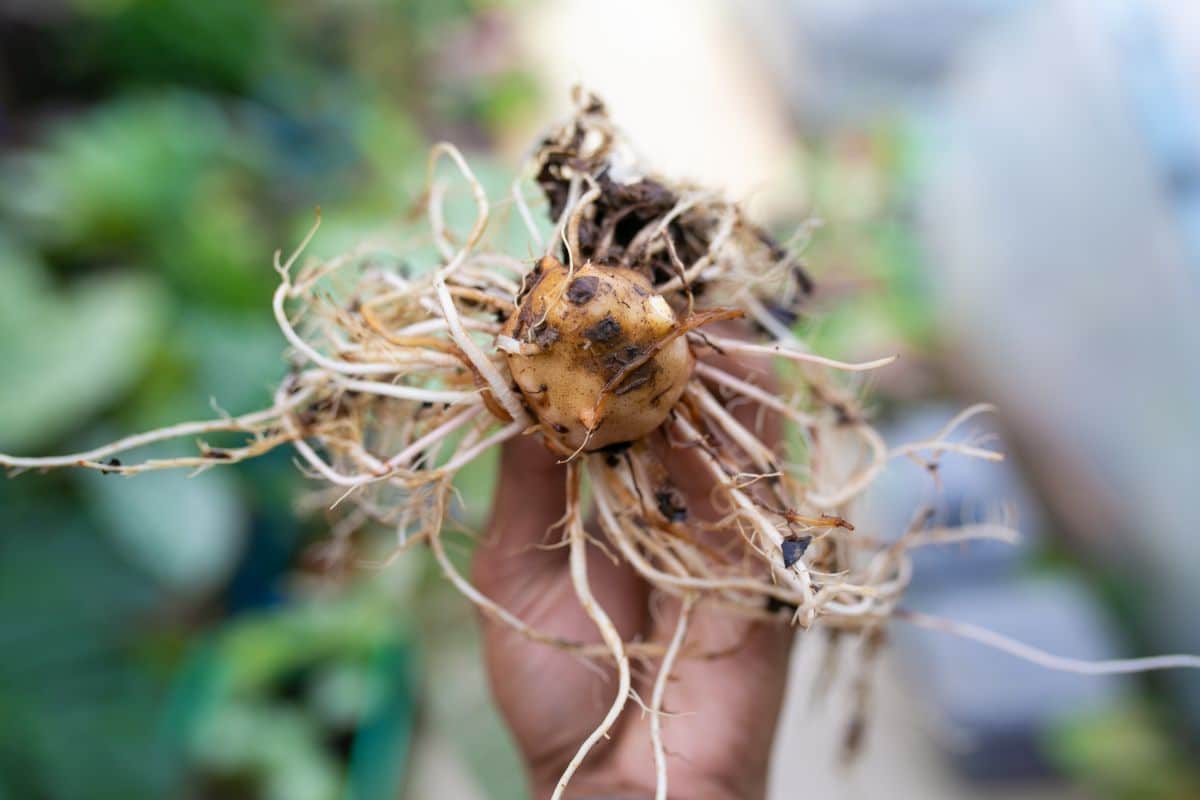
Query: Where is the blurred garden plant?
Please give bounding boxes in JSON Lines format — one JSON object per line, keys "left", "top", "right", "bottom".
{"left": 0, "top": 1, "right": 535, "bottom": 796}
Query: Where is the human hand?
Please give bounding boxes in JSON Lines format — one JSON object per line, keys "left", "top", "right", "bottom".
{"left": 473, "top": 352, "right": 793, "bottom": 800}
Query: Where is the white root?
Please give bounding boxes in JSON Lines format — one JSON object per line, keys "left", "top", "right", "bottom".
{"left": 653, "top": 201, "right": 736, "bottom": 293}
{"left": 429, "top": 511, "right": 589, "bottom": 654}
{"left": 669, "top": 416, "right": 816, "bottom": 604}
{"left": 427, "top": 142, "right": 490, "bottom": 275}
{"left": 425, "top": 143, "right": 529, "bottom": 424}
{"left": 0, "top": 386, "right": 316, "bottom": 474}
{"left": 331, "top": 376, "right": 481, "bottom": 405}
{"left": 552, "top": 462, "right": 632, "bottom": 800}
{"left": 652, "top": 594, "right": 696, "bottom": 800}
{"left": 807, "top": 424, "right": 889, "bottom": 509}
{"left": 688, "top": 383, "right": 778, "bottom": 474}
{"left": 694, "top": 361, "right": 816, "bottom": 428}
{"left": 434, "top": 420, "right": 523, "bottom": 475}
{"left": 889, "top": 403, "right": 1003, "bottom": 463}
{"left": 274, "top": 281, "right": 444, "bottom": 375}
{"left": 897, "top": 609, "right": 1200, "bottom": 674}
{"left": 386, "top": 407, "right": 483, "bottom": 468}
{"left": 701, "top": 335, "right": 899, "bottom": 373}
{"left": 591, "top": 469, "right": 801, "bottom": 607}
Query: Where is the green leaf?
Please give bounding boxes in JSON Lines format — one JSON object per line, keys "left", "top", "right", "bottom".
{"left": 0, "top": 510, "right": 176, "bottom": 799}
{"left": 176, "top": 310, "right": 287, "bottom": 415}
{"left": 78, "top": 463, "right": 245, "bottom": 593}
{"left": 1046, "top": 704, "right": 1200, "bottom": 800}
{"left": 0, "top": 93, "right": 229, "bottom": 254}
{"left": 0, "top": 244, "right": 167, "bottom": 452}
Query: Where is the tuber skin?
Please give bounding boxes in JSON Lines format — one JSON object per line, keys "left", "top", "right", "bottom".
{"left": 502, "top": 257, "right": 693, "bottom": 452}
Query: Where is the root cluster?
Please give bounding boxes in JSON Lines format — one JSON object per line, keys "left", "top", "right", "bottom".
{"left": 12, "top": 92, "right": 1188, "bottom": 800}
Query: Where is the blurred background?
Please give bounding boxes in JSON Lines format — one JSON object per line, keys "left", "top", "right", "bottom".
{"left": 1, "top": 0, "right": 1197, "bottom": 798}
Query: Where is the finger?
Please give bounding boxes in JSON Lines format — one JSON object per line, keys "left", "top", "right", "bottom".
{"left": 474, "top": 432, "right": 568, "bottom": 588}
{"left": 616, "top": 337, "right": 794, "bottom": 788}
{"left": 475, "top": 432, "right": 645, "bottom": 655}
{"left": 472, "top": 434, "right": 650, "bottom": 785}
{"left": 623, "top": 435, "right": 794, "bottom": 797}
{"left": 613, "top": 593, "right": 793, "bottom": 799}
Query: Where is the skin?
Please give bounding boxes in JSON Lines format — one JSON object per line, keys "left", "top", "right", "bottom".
{"left": 473, "top": 347, "right": 793, "bottom": 799}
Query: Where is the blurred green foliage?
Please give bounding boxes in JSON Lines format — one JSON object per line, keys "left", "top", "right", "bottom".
{"left": 796, "top": 128, "right": 937, "bottom": 366}
{"left": 0, "top": 0, "right": 535, "bottom": 797}
{"left": 0, "top": 239, "right": 165, "bottom": 451}
{"left": 791, "top": 122, "right": 1200, "bottom": 796}
{"left": 175, "top": 579, "right": 420, "bottom": 800}
{"left": 1047, "top": 706, "right": 1200, "bottom": 800}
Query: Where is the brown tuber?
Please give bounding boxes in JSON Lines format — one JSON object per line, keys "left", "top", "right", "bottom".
{"left": 502, "top": 257, "right": 693, "bottom": 451}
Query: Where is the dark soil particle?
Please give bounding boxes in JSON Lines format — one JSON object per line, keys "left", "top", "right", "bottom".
{"left": 532, "top": 322, "right": 560, "bottom": 348}
{"left": 606, "top": 345, "right": 643, "bottom": 368}
{"left": 766, "top": 595, "right": 799, "bottom": 614}
{"left": 512, "top": 268, "right": 548, "bottom": 337}
{"left": 654, "top": 487, "right": 687, "bottom": 522}
{"left": 755, "top": 228, "right": 815, "bottom": 296}
{"left": 535, "top": 107, "right": 817, "bottom": 310}
{"left": 781, "top": 535, "right": 813, "bottom": 568}
{"left": 536, "top": 138, "right": 682, "bottom": 275}
{"left": 763, "top": 301, "right": 799, "bottom": 327}
{"left": 566, "top": 275, "right": 599, "bottom": 304}
{"left": 599, "top": 439, "right": 633, "bottom": 466}
{"left": 614, "top": 361, "right": 657, "bottom": 396}
{"left": 583, "top": 315, "right": 621, "bottom": 343}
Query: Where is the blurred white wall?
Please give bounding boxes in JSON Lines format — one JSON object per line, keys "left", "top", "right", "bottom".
{"left": 740, "top": 0, "right": 1033, "bottom": 131}
{"left": 515, "top": 0, "right": 804, "bottom": 216}
{"left": 922, "top": 0, "right": 1200, "bottom": 713}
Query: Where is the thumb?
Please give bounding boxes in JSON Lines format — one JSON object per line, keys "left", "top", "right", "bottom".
{"left": 473, "top": 433, "right": 568, "bottom": 589}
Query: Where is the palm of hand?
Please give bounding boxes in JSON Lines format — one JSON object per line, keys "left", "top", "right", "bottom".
{"left": 473, "top": 357, "right": 792, "bottom": 800}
